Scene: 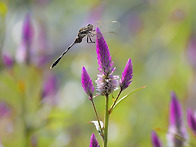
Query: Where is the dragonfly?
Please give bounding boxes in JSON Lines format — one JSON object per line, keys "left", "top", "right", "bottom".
{"left": 50, "top": 24, "right": 96, "bottom": 69}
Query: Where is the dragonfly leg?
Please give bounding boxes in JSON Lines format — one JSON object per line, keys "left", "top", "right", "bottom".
{"left": 87, "top": 35, "right": 89, "bottom": 43}
{"left": 87, "top": 34, "right": 95, "bottom": 43}
{"left": 90, "top": 32, "right": 95, "bottom": 37}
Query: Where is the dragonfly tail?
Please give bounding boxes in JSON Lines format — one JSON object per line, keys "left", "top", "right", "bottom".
{"left": 50, "top": 42, "right": 76, "bottom": 69}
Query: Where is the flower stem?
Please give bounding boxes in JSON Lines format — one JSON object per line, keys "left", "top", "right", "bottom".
{"left": 90, "top": 99, "right": 104, "bottom": 139}
{"left": 104, "top": 94, "right": 109, "bottom": 147}
{"left": 108, "top": 89, "right": 122, "bottom": 114}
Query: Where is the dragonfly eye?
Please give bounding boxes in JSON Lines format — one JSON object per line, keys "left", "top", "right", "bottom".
{"left": 87, "top": 24, "right": 93, "bottom": 29}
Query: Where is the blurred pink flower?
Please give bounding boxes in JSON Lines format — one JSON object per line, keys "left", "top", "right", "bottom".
{"left": 187, "top": 33, "right": 196, "bottom": 70}
{"left": 16, "top": 13, "right": 34, "bottom": 64}
{"left": 151, "top": 131, "right": 162, "bottom": 147}
{"left": 187, "top": 109, "right": 196, "bottom": 136}
{"left": 167, "top": 92, "right": 187, "bottom": 147}
{"left": 0, "top": 102, "right": 11, "bottom": 118}
{"left": 42, "top": 74, "right": 58, "bottom": 105}
{"left": 2, "top": 53, "right": 14, "bottom": 68}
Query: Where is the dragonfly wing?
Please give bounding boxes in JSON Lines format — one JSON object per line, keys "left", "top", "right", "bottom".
{"left": 93, "top": 20, "right": 120, "bottom": 39}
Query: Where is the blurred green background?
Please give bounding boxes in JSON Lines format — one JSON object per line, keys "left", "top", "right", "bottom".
{"left": 0, "top": 0, "right": 196, "bottom": 146}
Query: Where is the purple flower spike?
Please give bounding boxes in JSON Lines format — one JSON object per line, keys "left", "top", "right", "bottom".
{"left": 167, "top": 92, "right": 187, "bottom": 147}
{"left": 151, "top": 131, "right": 162, "bottom": 147}
{"left": 81, "top": 67, "right": 94, "bottom": 99}
{"left": 16, "top": 13, "right": 33, "bottom": 64}
{"left": 96, "top": 28, "right": 114, "bottom": 76}
{"left": 42, "top": 75, "right": 58, "bottom": 105}
{"left": 22, "top": 13, "right": 33, "bottom": 46}
{"left": 187, "top": 33, "right": 196, "bottom": 70}
{"left": 169, "top": 92, "right": 182, "bottom": 128}
{"left": 2, "top": 53, "right": 14, "bottom": 68}
{"left": 89, "top": 133, "right": 100, "bottom": 147}
{"left": 0, "top": 102, "right": 11, "bottom": 117}
{"left": 120, "top": 58, "right": 133, "bottom": 91}
{"left": 187, "top": 109, "right": 196, "bottom": 135}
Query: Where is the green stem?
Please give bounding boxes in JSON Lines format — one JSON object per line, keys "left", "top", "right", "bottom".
{"left": 104, "top": 94, "right": 109, "bottom": 147}
{"left": 91, "top": 99, "right": 104, "bottom": 139}
{"left": 108, "top": 89, "right": 122, "bottom": 114}
{"left": 20, "top": 82, "right": 30, "bottom": 147}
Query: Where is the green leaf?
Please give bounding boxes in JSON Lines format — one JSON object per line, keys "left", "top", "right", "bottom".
{"left": 113, "top": 86, "right": 146, "bottom": 110}
{"left": 89, "top": 120, "right": 104, "bottom": 136}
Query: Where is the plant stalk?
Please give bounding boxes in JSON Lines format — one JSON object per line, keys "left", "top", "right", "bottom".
{"left": 104, "top": 94, "right": 109, "bottom": 147}
{"left": 91, "top": 99, "right": 104, "bottom": 139}
{"left": 109, "top": 89, "right": 122, "bottom": 114}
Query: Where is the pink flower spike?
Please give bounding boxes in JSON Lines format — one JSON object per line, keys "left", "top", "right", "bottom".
{"left": 42, "top": 75, "right": 58, "bottom": 105}
{"left": 89, "top": 133, "right": 100, "bottom": 147}
{"left": 96, "top": 28, "right": 114, "bottom": 76}
{"left": 22, "top": 13, "right": 33, "bottom": 46}
{"left": 120, "top": 58, "right": 133, "bottom": 91}
{"left": 169, "top": 92, "right": 182, "bottom": 128}
{"left": 187, "top": 109, "right": 196, "bottom": 135}
{"left": 81, "top": 67, "right": 94, "bottom": 98}
{"left": 187, "top": 33, "right": 196, "bottom": 70}
{"left": 2, "top": 53, "right": 14, "bottom": 68}
{"left": 151, "top": 131, "right": 162, "bottom": 147}
{"left": 167, "top": 92, "right": 187, "bottom": 147}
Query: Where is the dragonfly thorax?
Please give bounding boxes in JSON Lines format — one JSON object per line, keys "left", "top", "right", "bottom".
{"left": 87, "top": 24, "right": 94, "bottom": 31}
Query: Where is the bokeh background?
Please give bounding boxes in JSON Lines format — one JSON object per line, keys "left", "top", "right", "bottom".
{"left": 0, "top": 0, "right": 196, "bottom": 146}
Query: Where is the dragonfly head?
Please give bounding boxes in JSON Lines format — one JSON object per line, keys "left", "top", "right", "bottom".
{"left": 87, "top": 24, "right": 94, "bottom": 31}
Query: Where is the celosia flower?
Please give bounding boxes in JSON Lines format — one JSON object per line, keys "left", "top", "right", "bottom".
{"left": 2, "top": 53, "right": 14, "bottom": 68}
{"left": 96, "top": 28, "right": 114, "bottom": 76}
{"left": 89, "top": 133, "right": 100, "bottom": 147}
{"left": 167, "top": 92, "right": 187, "bottom": 147}
{"left": 95, "top": 28, "right": 119, "bottom": 95}
{"left": 169, "top": 92, "right": 182, "bottom": 128}
{"left": 81, "top": 67, "right": 94, "bottom": 99}
{"left": 96, "top": 74, "right": 119, "bottom": 96}
{"left": 120, "top": 58, "right": 133, "bottom": 91}
{"left": 42, "top": 75, "right": 58, "bottom": 104}
{"left": 151, "top": 131, "right": 162, "bottom": 147}
{"left": 22, "top": 13, "right": 33, "bottom": 46}
{"left": 16, "top": 13, "right": 33, "bottom": 64}
{"left": 187, "top": 33, "right": 196, "bottom": 70}
{"left": 0, "top": 102, "right": 11, "bottom": 117}
{"left": 187, "top": 109, "right": 196, "bottom": 135}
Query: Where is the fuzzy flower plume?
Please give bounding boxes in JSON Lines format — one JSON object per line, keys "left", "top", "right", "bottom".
{"left": 96, "top": 74, "right": 119, "bottom": 96}
{"left": 167, "top": 92, "right": 187, "bottom": 147}
{"left": 95, "top": 28, "right": 119, "bottom": 95}
{"left": 187, "top": 109, "right": 196, "bottom": 135}
{"left": 96, "top": 28, "right": 114, "bottom": 76}
{"left": 151, "top": 131, "right": 162, "bottom": 147}
{"left": 89, "top": 133, "right": 100, "bottom": 147}
{"left": 81, "top": 67, "right": 94, "bottom": 99}
{"left": 120, "top": 58, "right": 133, "bottom": 91}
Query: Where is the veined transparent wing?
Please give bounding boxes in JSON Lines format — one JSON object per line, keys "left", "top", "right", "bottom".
{"left": 92, "top": 20, "right": 120, "bottom": 39}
